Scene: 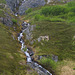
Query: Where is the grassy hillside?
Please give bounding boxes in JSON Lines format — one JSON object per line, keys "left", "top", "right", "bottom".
{"left": 0, "top": 0, "right": 6, "bottom": 4}
{"left": 0, "top": 22, "right": 38, "bottom": 75}
{"left": 22, "top": 1, "right": 75, "bottom": 75}
{"left": 0, "top": 0, "right": 38, "bottom": 75}
{"left": 23, "top": 1, "right": 75, "bottom": 60}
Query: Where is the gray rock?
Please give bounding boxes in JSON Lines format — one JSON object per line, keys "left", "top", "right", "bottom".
{"left": 3, "top": 13, "right": 13, "bottom": 26}
{"left": 5, "top": 0, "right": 46, "bottom": 15}
{"left": 0, "top": 17, "right": 3, "bottom": 22}
{"left": 18, "top": 0, "right": 46, "bottom": 15}
{"left": 5, "top": 0, "right": 22, "bottom": 12}
{"left": 38, "top": 37, "right": 41, "bottom": 42}
{"left": 52, "top": 55, "right": 58, "bottom": 62}
{"left": 21, "top": 22, "right": 36, "bottom": 44}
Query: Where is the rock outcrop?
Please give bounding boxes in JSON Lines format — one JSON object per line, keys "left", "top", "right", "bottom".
{"left": 5, "top": 0, "right": 46, "bottom": 15}
{"left": 3, "top": 13, "right": 13, "bottom": 26}
{"left": 22, "top": 22, "right": 36, "bottom": 45}
{"left": 5, "top": 0, "right": 73, "bottom": 15}
{"left": 18, "top": 0, "right": 46, "bottom": 15}
{"left": 5, "top": 0, "right": 22, "bottom": 12}
{"left": 0, "top": 2, "right": 14, "bottom": 26}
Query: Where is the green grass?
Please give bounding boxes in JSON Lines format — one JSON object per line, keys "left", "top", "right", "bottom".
{"left": 0, "top": 0, "right": 6, "bottom": 4}
{"left": 22, "top": 1, "right": 75, "bottom": 74}
{"left": 33, "top": 21, "right": 75, "bottom": 59}
{"left": 40, "top": 57, "right": 57, "bottom": 70}
{"left": 0, "top": 4, "right": 38, "bottom": 74}
{"left": 23, "top": 1, "right": 75, "bottom": 60}
{"left": 12, "top": 18, "right": 18, "bottom": 24}
{"left": 24, "top": 1, "right": 75, "bottom": 23}
{"left": 0, "top": 22, "right": 38, "bottom": 75}
{"left": 0, "top": 23, "right": 25, "bottom": 75}
{"left": 0, "top": 10, "right": 5, "bottom": 17}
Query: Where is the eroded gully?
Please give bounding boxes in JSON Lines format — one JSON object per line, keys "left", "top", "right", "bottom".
{"left": 18, "top": 22, "right": 52, "bottom": 75}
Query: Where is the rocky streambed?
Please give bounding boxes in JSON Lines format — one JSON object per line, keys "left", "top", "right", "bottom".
{"left": 18, "top": 22, "right": 52, "bottom": 75}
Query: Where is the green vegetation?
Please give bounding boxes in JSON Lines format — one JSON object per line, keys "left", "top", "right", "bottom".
{"left": 40, "top": 57, "right": 57, "bottom": 70}
{"left": 0, "top": 0, "right": 75, "bottom": 75}
{"left": 33, "top": 21, "right": 75, "bottom": 60}
{"left": 0, "top": 23, "right": 25, "bottom": 75}
{"left": 12, "top": 18, "right": 18, "bottom": 24}
{"left": 0, "top": 10, "right": 5, "bottom": 17}
{"left": 23, "top": 1, "right": 75, "bottom": 74}
{"left": 73, "top": 68, "right": 75, "bottom": 70}
{"left": 0, "top": 0, "right": 6, "bottom": 4}
{"left": 24, "top": 1, "right": 75, "bottom": 59}
{"left": 0, "top": 1, "right": 38, "bottom": 75}
{"left": 24, "top": 1, "right": 75, "bottom": 23}
{"left": 0, "top": 15, "right": 38, "bottom": 75}
{"left": 25, "top": 8, "right": 32, "bottom": 14}
{"left": 41, "top": 5, "right": 66, "bottom": 16}
{"left": 0, "top": 4, "right": 5, "bottom": 9}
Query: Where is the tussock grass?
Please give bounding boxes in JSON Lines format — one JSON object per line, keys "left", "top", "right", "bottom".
{"left": 22, "top": 1, "right": 75, "bottom": 74}
{"left": 0, "top": 0, "right": 6, "bottom": 4}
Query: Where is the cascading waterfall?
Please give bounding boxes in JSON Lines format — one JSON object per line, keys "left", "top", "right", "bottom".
{"left": 18, "top": 22, "right": 52, "bottom": 75}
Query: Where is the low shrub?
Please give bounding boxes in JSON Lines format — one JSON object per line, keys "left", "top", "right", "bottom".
{"left": 25, "top": 8, "right": 32, "bottom": 14}
{"left": 34, "top": 14, "right": 41, "bottom": 21}
{"left": 73, "top": 68, "right": 75, "bottom": 70}
{"left": 12, "top": 19, "right": 17, "bottom": 24}
{"left": 68, "top": 17, "right": 75, "bottom": 23}
{"left": 41, "top": 5, "right": 67, "bottom": 16}
{"left": 40, "top": 57, "right": 57, "bottom": 70}
{"left": 50, "top": 17, "right": 65, "bottom": 22}
{"left": 67, "top": 1, "right": 75, "bottom": 7}
{"left": 69, "top": 7, "right": 75, "bottom": 12}
{"left": 0, "top": 10, "right": 4, "bottom": 17}
{"left": 34, "top": 14, "right": 50, "bottom": 21}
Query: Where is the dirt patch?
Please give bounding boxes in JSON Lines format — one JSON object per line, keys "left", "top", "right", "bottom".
{"left": 60, "top": 60, "right": 75, "bottom": 75}
{"left": 61, "top": 66, "right": 74, "bottom": 75}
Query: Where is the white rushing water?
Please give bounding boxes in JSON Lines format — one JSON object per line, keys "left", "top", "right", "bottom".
{"left": 18, "top": 22, "right": 52, "bottom": 75}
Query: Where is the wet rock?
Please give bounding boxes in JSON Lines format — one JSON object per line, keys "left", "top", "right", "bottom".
{"left": 22, "top": 22, "right": 36, "bottom": 44}
{"left": 18, "top": 23, "right": 52, "bottom": 75}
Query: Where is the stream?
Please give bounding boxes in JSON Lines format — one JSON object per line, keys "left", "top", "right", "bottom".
{"left": 18, "top": 22, "right": 52, "bottom": 75}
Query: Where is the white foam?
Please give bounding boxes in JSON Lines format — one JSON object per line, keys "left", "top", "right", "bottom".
{"left": 24, "top": 51, "right": 30, "bottom": 57}
{"left": 15, "top": 13, "right": 18, "bottom": 16}
{"left": 27, "top": 57, "right": 32, "bottom": 62}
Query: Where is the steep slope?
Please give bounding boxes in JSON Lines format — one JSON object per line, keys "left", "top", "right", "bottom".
{"left": 5, "top": 0, "right": 46, "bottom": 15}
{"left": 0, "top": 0, "right": 38, "bottom": 75}
{"left": 20, "top": 1, "right": 75, "bottom": 75}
